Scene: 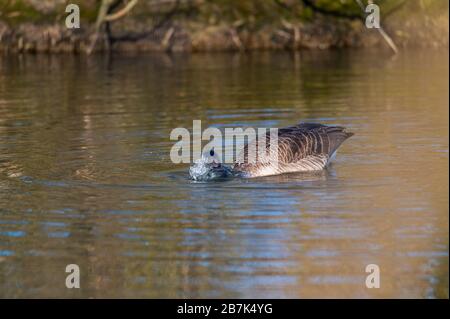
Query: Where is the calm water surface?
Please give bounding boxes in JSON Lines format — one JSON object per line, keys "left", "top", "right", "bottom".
{"left": 0, "top": 50, "right": 448, "bottom": 298}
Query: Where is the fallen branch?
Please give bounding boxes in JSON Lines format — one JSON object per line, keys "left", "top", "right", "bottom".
{"left": 355, "top": 0, "right": 398, "bottom": 54}
{"left": 229, "top": 28, "right": 243, "bottom": 51}
{"left": 281, "top": 20, "right": 301, "bottom": 49}
{"left": 87, "top": 0, "right": 139, "bottom": 54}
{"left": 104, "top": 0, "right": 138, "bottom": 22}
{"left": 161, "top": 27, "right": 175, "bottom": 49}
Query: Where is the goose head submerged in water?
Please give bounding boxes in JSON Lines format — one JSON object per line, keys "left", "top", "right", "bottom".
{"left": 189, "top": 148, "right": 234, "bottom": 181}
{"left": 189, "top": 122, "right": 353, "bottom": 181}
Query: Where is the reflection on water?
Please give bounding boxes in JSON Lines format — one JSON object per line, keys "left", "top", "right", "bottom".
{"left": 0, "top": 50, "right": 448, "bottom": 298}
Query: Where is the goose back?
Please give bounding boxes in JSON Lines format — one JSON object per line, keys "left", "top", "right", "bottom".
{"left": 233, "top": 122, "right": 353, "bottom": 177}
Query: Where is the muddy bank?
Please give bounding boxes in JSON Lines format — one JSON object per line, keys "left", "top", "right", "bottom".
{"left": 0, "top": 0, "right": 448, "bottom": 53}
{"left": 0, "top": 19, "right": 367, "bottom": 53}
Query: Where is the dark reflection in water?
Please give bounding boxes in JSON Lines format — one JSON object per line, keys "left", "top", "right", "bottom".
{"left": 0, "top": 50, "right": 448, "bottom": 298}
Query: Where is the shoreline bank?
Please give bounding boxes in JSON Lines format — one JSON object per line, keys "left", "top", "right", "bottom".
{"left": 0, "top": 0, "right": 448, "bottom": 54}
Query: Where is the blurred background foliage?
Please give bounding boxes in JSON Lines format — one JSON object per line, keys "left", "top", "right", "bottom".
{"left": 0, "top": 0, "right": 447, "bottom": 23}
{"left": 0, "top": 0, "right": 448, "bottom": 52}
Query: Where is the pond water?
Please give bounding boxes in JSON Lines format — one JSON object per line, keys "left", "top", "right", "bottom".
{"left": 0, "top": 49, "right": 448, "bottom": 298}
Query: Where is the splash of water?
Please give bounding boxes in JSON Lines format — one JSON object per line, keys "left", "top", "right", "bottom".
{"left": 189, "top": 156, "right": 233, "bottom": 181}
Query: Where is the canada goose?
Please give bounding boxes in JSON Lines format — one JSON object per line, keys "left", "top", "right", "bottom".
{"left": 189, "top": 122, "right": 353, "bottom": 181}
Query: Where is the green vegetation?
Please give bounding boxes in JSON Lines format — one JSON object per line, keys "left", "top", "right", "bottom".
{"left": 0, "top": 0, "right": 448, "bottom": 52}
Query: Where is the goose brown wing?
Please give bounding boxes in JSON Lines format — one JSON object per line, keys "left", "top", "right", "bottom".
{"left": 234, "top": 123, "right": 353, "bottom": 167}
{"left": 232, "top": 122, "right": 354, "bottom": 176}
{"left": 277, "top": 123, "right": 354, "bottom": 163}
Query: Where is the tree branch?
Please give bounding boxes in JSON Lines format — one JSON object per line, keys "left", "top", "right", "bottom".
{"left": 87, "top": 0, "right": 139, "bottom": 54}
{"left": 355, "top": 0, "right": 398, "bottom": 54}
{"left": 104, "top": 0, "right": 139, "bottom": 22}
